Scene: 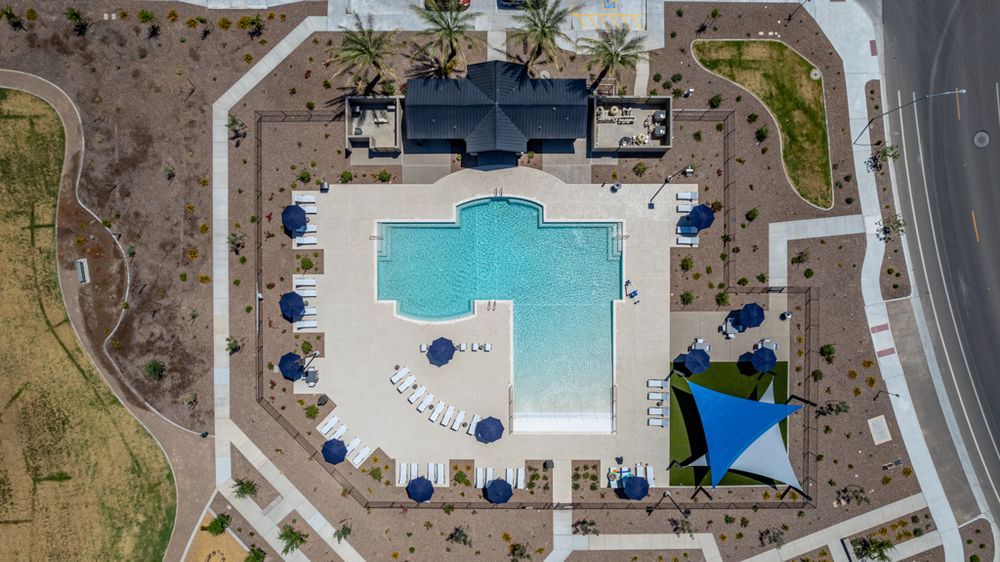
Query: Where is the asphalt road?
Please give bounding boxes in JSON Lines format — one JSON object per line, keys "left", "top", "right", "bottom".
{"left": 883, "top": 0, "right": 1000, "bottom": 522}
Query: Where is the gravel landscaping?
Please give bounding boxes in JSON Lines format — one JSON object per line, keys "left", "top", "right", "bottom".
{"left": 961, "top": 517, "right": 995, "bottom": 562}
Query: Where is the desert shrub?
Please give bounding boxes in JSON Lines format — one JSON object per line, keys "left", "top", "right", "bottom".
{"left": 143, "top": 360, "right": 166, "bottom": 381}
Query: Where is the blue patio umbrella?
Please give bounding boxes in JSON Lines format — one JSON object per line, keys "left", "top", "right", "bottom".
{"left": 282, "top": 205, "right": 308, "bottom": 237}
{"left": 688, "top": 204, "right": 716, "bottom": 231}
{"left": 279, "top": 291, "right": 306, "bottom": 322}
{"left": 486, "top": 479, "right": 513, "bottom": 504}
{"left": 738, "top": 303, "right": 765, "bottom": 330}
{"left": 623, "top": 476, "right": 650, "bottom": 500}
{"left": 427, "top": 337, "right": 456, "bottom": 367}
{"left": 279, "top": 352, "right": 304, "bottom": 381}
{"left": 684, "top": 349, "right": 711, "bottom": 374}
{"left": 407, "top": 477, "right": 434, "bottom": 503}
{"left": 475, "top": 416, "right": 505, "bottom": 444}
{"left": 321, "top": 438, "right": 347, "bottom": 465}
{"left": 750, "top": 347, "right": 777, "bottom": 373}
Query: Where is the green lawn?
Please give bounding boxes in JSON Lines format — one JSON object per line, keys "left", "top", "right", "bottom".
{"left": 693, "top": 40, "right": 834, "bottom": 208}
{"left": 668, "top": 361, "right": 789, "bottom": 487}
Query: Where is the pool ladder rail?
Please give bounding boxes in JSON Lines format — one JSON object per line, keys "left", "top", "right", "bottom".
{"left": 493, "top": 187, "right": 504, "bottom": 197}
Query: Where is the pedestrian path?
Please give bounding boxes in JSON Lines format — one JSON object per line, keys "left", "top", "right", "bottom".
{"left": 742, "top": 493, "right": 926, "bottom": 561}
{"left": 767, "top": 214, "right": 865, "bottom": 286}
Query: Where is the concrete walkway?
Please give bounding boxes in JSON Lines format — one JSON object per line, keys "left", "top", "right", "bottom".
{"left": 767, "top": 214, "right": 866, "bottom": 286}
{"left": 743, "top": 493, "right": 927, "bottom": 561}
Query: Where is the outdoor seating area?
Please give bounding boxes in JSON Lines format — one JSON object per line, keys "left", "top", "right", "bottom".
{"left": 395, "top": 462, "right": 449, "bottom": 487}
{"left": 389, "top": 366, "right": 505, "bottom": 442}
{"left": 607, "top": 462, "right": 656, "bottom": 493}
{"left": 591, "top": 95, "right": 672, "bottom": 152}
{"left": 314, "top": 410, "right": 376, "bottom": 469}
{"left": 345, "top": 96, "right": 401, "bottom": 153}
{"left": 474, "top": 466, "right": 526, "bottom": 492}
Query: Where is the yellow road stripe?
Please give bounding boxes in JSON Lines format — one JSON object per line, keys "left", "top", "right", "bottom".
{"left": 972, "top": 210, "right": 980, "bottom": 242}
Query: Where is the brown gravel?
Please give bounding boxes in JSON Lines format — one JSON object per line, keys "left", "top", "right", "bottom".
{"left": 566, "top": 550, "right": 706, "bottom": 561}
{"left": 961, "top": 517, "right": 995, "bottom": 562}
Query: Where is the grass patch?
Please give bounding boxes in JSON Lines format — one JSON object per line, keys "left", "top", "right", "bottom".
{"left": 693, "top": 40, "right": 833, "bottom": 207}
{"left": 669, "top": 361, "right": 788, "bottom": 486}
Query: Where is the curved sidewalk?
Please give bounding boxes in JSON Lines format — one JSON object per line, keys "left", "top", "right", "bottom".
{"left": 0, "top": 69, "right": 215, "bottom": 562}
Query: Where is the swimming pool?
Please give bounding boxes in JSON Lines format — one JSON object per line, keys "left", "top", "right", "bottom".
{"left": 376, "top": 198, "right": 622, "bottom": 430}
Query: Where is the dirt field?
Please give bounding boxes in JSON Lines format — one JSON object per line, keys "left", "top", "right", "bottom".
{"left": 184, "top": 512, "right": 248, "bottom": 562}
{"left": 0, "top": 89, "right": 175, "bottom": 559}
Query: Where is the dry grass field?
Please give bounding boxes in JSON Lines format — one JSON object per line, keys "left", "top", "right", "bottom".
{"left": 0, "top": 88, "right": 175, "bottom": 559}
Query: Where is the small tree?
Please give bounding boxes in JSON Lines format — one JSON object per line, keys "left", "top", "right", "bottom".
{"left": 680, "top": 255, "right": 694, "bottom": 272}
{"left": 755, "top": 126, "right": 769, "bottom": 143}
{"left": 745, "top": 207, "right": 759, "bottom": 222}
{"left": 202, "top": 513, "right": 230, "bottom": 536}
{"left": 333, "top": 523, "right": 352, "bottom": 543}
{"left": 447, "top": 526, "right": 472, "bottom": 547}
{"left": 715, "top": 292, "right": 730, "bottom": 306}
{"left": 790, "top": 249, "right": 810, "bottom": 265}
{"left": 228, "top": 232, "right": 246, "bottom": 255}
{"left": 819, "top": 344, "right": 836, "bottom": 363}
{"left": 852, "top": 536, "right": 894, "bottom": 561}
{"left": 278, "top": 524, "right": 308, "bottom": 554}
{"left": 226, "top": 336, "right": 242, "bottom": 355}
{"left": 143, "top": 359, "right": 166, "bottom": 381}
{"left": 708, "top": 94, "right": 723, "bottom": 109}
{"left": 137, "top": 9, "right": 156, "bottom": 23}
{"left": 759, "top": 527, "right": 785, "bottom": 548}
{"left": 508, "top": 542, "right": 531, "bottom": 561}
{"left": 245, "top": 546, "right": 266, "bottom": 562}
{"left": 882, "top": 214, "right": 905, "bottom": 235}
{"left": 669, "top": 518, "right": 694, "bottom": 536}
{"left": 680, "top": 291, "right": 694, "bottom": 306}
{"left": 632, "top": 161, "right": 647, "bottom": 177}
{"left": 233, "top": 477, "right": 258, "bottom": 499}
{"left": 572, "top": 519, "right": 599, "bottom": 535}
{"left": 65, "top": 6, "right": 88, "bottom": 35}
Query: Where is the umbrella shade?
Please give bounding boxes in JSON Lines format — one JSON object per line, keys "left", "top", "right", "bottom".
{"left": 407, "top": 477, "right": 435, "bottom": 503}
{"left": 751, "top": 347, "right": 777, "bottom": 373}
{"left": 684, "top": 349, "right": 711, "bottom": 374}
{"left": 279, "top": 292, "right": 306, "bottom": 322}
{"left": 427, "top": 337, "right": 456, "bottom": 367}
{"left": 279, "top": 352, "right": 304, "bottom": 381}
{"left": 486, "top": 479, "right": 513, "bottom": 504}
{"left": 321, "top": 439, "right": 347, "bottom": 464}
{"left": 475, "top": 416, "right": 505, "bottom": 444}
{"left": 282, "top": 205, "right": 308, "bottom": 237}
{"left": 739, "top": 303, "right": 765, "bottom": 329}
{"left": 688, "top": 204, "right": 716, "bottom": 230}
{"left": 623, "top": 476, "right": 649, "bottom": 500}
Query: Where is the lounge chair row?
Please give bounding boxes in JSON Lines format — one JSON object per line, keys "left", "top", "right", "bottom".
{"left": 607, "top": 463, "right": 659, "bottom": 488}
{"left": 647, "top": 386, "right": 669, "bottom": 427}
{"left": 313, "top": 412, "right": 373, "bottom": 468}
{"left": 474, "top": 466, "right": 526, "bottom": 490}
{"left": 390, "top": 367, "right": 485, "bottom": 436}
{"left": 396, "top": 462, "right": 448, "bottom": 487}
{"left": 419, "top": 342, "right": 493, "bottom": 353}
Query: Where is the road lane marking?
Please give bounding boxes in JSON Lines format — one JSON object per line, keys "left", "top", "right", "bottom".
{"left": 906, "top": 90, "right": 1000, "bottom": 506}
{"left": 972, "top": 211, "right": 980, "bottom": 242}
{"left": 995, "top": 83, "right": 999, "bottom": 128}
{"left": 956, "top": 89, "right": 961, "bottom": 120}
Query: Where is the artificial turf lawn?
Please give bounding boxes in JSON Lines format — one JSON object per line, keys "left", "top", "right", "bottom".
{"left": 693, "top": 40, "right": 834, "bottom": 208}
{"left": 668, "top": 361, "right": 789, "bottom": 487}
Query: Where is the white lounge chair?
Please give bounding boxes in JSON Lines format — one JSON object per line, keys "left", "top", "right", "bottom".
{"left": 485, "top": 467, "right": 494, "bottom": 486}
{"left": 647, "top": 379, "right": 668, "bottom": 388}
{"left": 475, "top": 467, "right": 485, "bottom": 488}
{"left": 352, "top": 447, "right": 372, "bottom": 468}
{"left": 304, "top": 224, "right": 318, "bottom": 234}
{"left": 317, "top": 415, "right": 339, "bottom": 436}
{"left": 470, "top": 343, "right": 478, "bottom": 352}
{"left": 648, "top": 407, "right": 669, "bottom": 416}
{"left": 441, "top": 405, "right": 455, "bottom": 427}
{"left": 417, "top": 394, "right": 434, "bottom": 412}
{"left": 516, "top": 467, "right": 526, "bottom": 489}
{"left": 467, "top": 414, "right": 482, "bottom": 436}
{"left": 293, "top": 193, "right": 317, "bottom": 204}
{"left": 677, "top": 225, "right": 699, "bottom": 236}
{"left": 331, "top": 424, "right": 348, "bottom": 439}
{"left": 410, "top": 463, "right": 419, "bottom": 479}
{"left": 390, "top": 367, "right": 410, "bottom": 384}
{"left": 436, "top": 463, "right": 447, "bottom": 486}
{"left": 420, "top": 343, "right": 428, "bottom": 353}
{"left": 459, "top": 343, "right": 467, "bottom": 352}
{"left": 294, "top": 236, "right": 317, "bottom": 247}
{"left": 345, "top": 437, "right": 361, "bottom": 454}
{"left": 302, "top": 205, "right": 317, "bottom": 214}
{"left": 647, "top": 465, "right": 656, "bottom": 487}
{"left": 295, "top": 289, "right": 317, "bottom": 298}
{"left": 427, "top": 463, "right": 437, "bottom": 483}
{"left": 635, "top": 464, "right": 646, "bottom": 479}
{"left": 429, "top": 402, "right": 446, "bottom": 423}
{"left": 294, "top": 277, "right": 316, "bottom": 287}
{"left": 302, "top": 307, "right": 317, "bottom": 317}
{"left": 676, "top": 191, "right": 698, "bottom": 201}
{"left": 677, "top": 236, "right": 699, "bottom": 246}
{"left": 408, "top": 386, "right": 427, "bottom": 404}
{"left": 677, "top": 204, "right": 694, "bottom": 213}
{"left": 396, "top": 462, "right": 409, "bottom": 486}
{"left": 648, "top": 392, "right": 668, "bottom": 401}
{"left": 451, "top": 410, "right": 466, "bottom": 431}
{"left": 648, "top": 418, "right": 668, "bottom": 427}
{"left": 397, "top": 375, "right": 416, "bottom": 392}
{"left": 483, "top": 343, "right": 493, "bottom": 352}
{"left": 293, "top": 319, "right": 317, "bottom": 331}
{"left": 506, "top": 468, "right": 515, "bottom": 484}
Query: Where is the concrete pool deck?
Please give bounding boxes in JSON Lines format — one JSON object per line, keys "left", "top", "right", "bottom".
{"left": 293, "top": 166, "right": 786, "bottom": 473}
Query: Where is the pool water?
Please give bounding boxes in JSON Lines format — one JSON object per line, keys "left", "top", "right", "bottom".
{"left": 377, "top": 198, "right": 622, "bottom": 424}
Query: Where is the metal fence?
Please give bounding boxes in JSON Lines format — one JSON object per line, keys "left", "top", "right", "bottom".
{"left": 250, "top": 110, "right": 818, "bottom": 511}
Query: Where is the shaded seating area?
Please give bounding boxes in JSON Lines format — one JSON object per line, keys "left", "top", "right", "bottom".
{"left": 485, "top": 478, "right": 513, "bottom": 504}
{"left": 426, "top": 337, "right": 456, "bottom": 367}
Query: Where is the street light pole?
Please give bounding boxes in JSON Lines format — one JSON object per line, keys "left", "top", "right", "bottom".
{"left": 853, "top": 88, "right": 967, "bottom": 146}
{"left": 874, "top": 390, "right": 901, "bottom": 401}
{"left": 785, "top": 0, "right": 811, "bottom": 25}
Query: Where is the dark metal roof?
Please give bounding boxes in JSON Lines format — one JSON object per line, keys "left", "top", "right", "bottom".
{"left": 405, "top": 61, "right": 588, "bottom": 153}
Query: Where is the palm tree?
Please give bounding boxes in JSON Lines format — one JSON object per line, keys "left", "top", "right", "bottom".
{"left": 407, "top": 43, "right": 462, "bottom": 79}
{"left": 577, "top": 24, "right": 646, "bottom": 89}
{"left": 412, "top": 0, "right": 481, "bottom": 69}
{"left": 279, "top": 524, "right": 308, "bottom": 554}
{"left": 326, "top": 14, "right": 397, "bottom": 95}
{"left": 232, "top": 477, "right": 258, "bottom": 499}
{"left": 510, "top": 0, "right": 574, "bottom": 73}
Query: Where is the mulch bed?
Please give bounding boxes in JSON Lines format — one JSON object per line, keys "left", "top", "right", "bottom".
{"left": 961, "top": 517, "right": 995, "bottom": 562}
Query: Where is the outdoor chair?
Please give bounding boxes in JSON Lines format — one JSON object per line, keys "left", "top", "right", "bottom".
{"left": 301, "top": 205, "right": 317, "bottom": 214}
{"left": 420, "top": 343, "right": 428, "bottom": 353}
{"left": 451, "top": 410, "right": 466, "bottom": 431}
{"left": 351, "top": 447, "right": 372, "bottom": 468}
{"left": 417, "top": 394, "right": 435, "bottom": 413}
{"left": 302, "top": 307, "right": 317, "bottom": 317}
{"left": 484, "top": 343, "right": 493, "bottom": 352}
{"left": 436, "top": 464, "right": 447, "bottom": 486}
{"left": 295, "top": 288, "right": 317, "bottom": 298}
{"left": 397, "top": 375, "right": 416, "bottom": 392}
{"left": 506, "top": 468, "right": 515, "bottom": 484}
{"left": 647, "top": 466, "right": 656, "bottom": 487}
{"left": 429, "top": 402, "right": 446, "bottom": 423}
{"left": 317, "top": 415, "right": 339, "bottom": 436}
{"left": 293, "top": 193, "right": 317, "bottom": 204}
{"left": 677, "top": 236, "right": 699, "bottom": 246}
{"left": 345, "top": 437, "right": 361, "bottom": 454}
{"left": 677, "top": 204, "right": 694, "bottom": 213}
{"left": 428, "top": 463, "right": 437, "bottom": 483}
{"left": 647, "top": 392, "right": 668, "bottom": 401}
{"left": 396, "top": 462, "right": 409, "bottom": 486}
{"left": 467, "top": 414, "right": 482, "bottom": 436}
{"left": 516, "top": 467, "right": 526, "bottom": 489}
{"left": 459, "top": 343, "right": 467, "bottom": 352}
{"left": 647, "top": 379, "right": 668, "bottom": 388}
{"left": 408, "top": 386, "right": 427, "bottom": 404}
{"left": 410, "top": 463, "right": 419, "bottom": 479}
{"left": 647, "top": 418, "right": 667, "bottom": 427}
{"left": 294, "top": 277, "right": 316, "bottom": 287}
{"left": 476, "top": 467, "right": 485, "bottom": 488}
{"left": 293, "top": 319, "right": 317, "bottom": 331}
{"left": 648, "top": 407, "right": 668, "bottom": 416}
{"left": 441, "top": 405, "right": 456, "bottom": 427}
{"left": 470, "top": 342, "right": 479, "bottom": 352}
{"left": 390, "top": 367, "right": 410, "bottom": 384}
{"left": 331, "top": 425, "right": 348, "bottom": 440}
{"left": 485, "top": 467, "right": 494, "bottom": 486}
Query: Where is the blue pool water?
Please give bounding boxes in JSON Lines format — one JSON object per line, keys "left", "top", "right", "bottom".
{"left": 377, "top": 198, "right": 622, "bottom": 420}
